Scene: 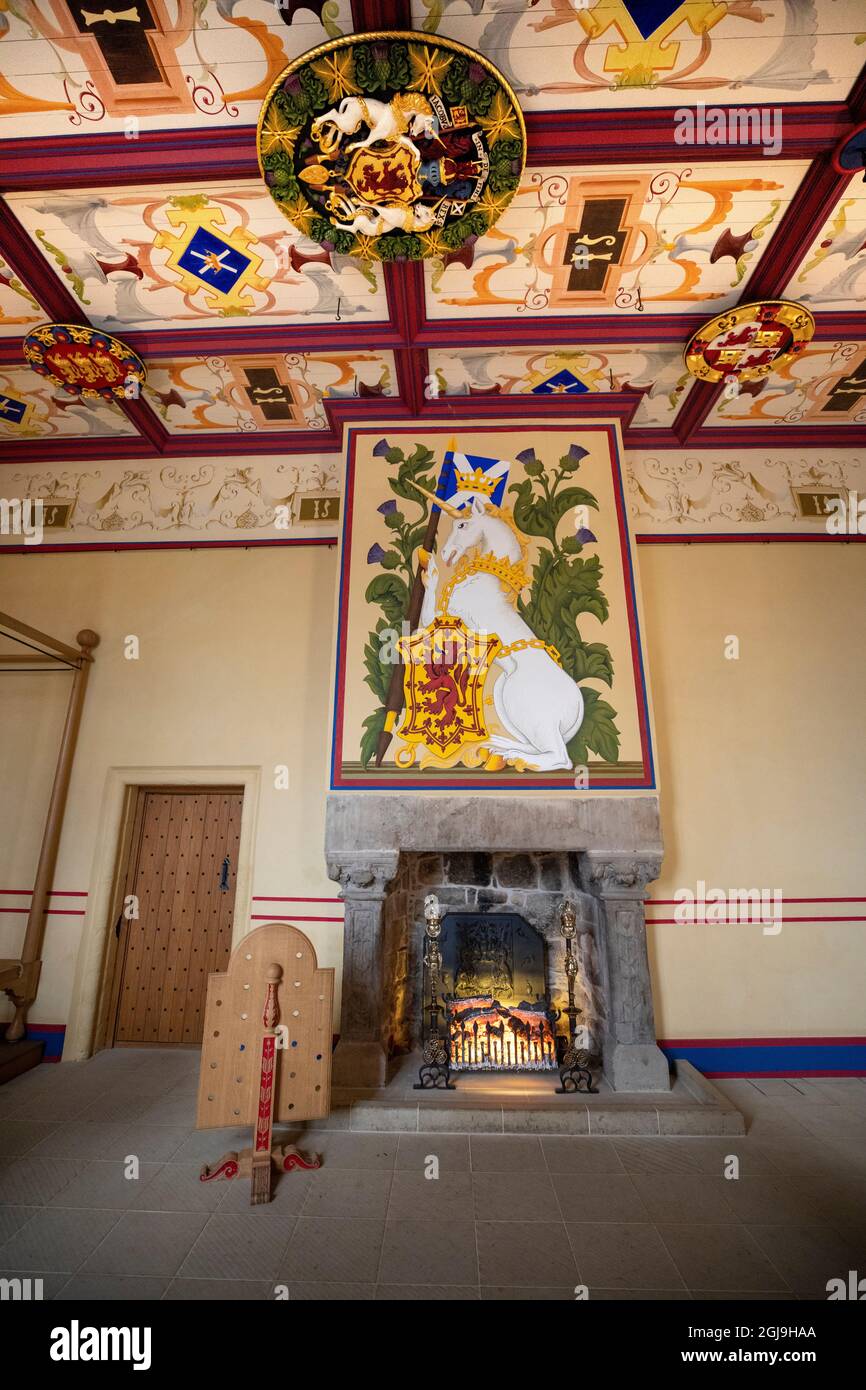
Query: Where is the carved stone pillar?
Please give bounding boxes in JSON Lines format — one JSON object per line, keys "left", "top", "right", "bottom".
{"left": 327, "top": 851, "right": 399, "bottom": 1087}
{"left": 580, "top": 852, "right": 670, "bottom": 1092}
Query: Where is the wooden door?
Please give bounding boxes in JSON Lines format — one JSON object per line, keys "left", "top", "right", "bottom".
{"left": 110, "top": 788, "right": 243, "bottom": 1045}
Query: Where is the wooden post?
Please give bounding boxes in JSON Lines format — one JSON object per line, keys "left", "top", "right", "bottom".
{"left": 5, "top": 629, "right": 99, "bottom": 1042}
{"left": 251, "top": 963, "right": 281, "bottom": 1206}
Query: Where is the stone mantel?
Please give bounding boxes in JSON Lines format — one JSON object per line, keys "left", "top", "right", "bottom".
{"left": 325, "top": 793, "right": 663, "bottom": 859}
{"left": 324, "top": 792, "right": 668, "bottom": 1093}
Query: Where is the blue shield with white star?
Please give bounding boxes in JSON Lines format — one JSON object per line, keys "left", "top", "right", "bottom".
{"left": 436, "top": 450, "right": 510, "bottom": 511}
{"left": 531, "top": 368, "right": 588, "bottom": 396}
{"left": 178, "top": 226, "right": 251, "bottom": 296}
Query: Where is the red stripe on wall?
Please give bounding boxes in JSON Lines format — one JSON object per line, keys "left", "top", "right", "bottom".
{"left": 252, "top": 896, "right": 342, "bottom": 903}
{"left": 647, "top": 897, "right": 866, "bottom": 905}
{"left": 646, "top": 915, "right": 866, "bottom": 924}
{"left": 0, "top": 908, "right": 86, "bottom": 916}
{"left": 661, "top": 1035, "right": 866, "bottom": 1047}
{"left": 0, "top": 890, "right": 88, "bottom": 897}
{"left": 250, "top": 914, "right": 343, "bottom": 923}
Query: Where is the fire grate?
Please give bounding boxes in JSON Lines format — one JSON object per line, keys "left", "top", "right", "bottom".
{"left": 448, "top": 995, "right": 557, "bottom": 1071}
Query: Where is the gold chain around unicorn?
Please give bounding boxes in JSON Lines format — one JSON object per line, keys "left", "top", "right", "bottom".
{"left": 439, "top": 550, "right": 530, "bottom": 614}
{"left": 498, "top": 637, "right": 563, "bottom": 668}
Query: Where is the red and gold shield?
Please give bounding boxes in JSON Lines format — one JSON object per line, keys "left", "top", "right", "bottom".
{"left": 396, "top": 617, "right": 501, "bottom": 759}
{"left": 347, "top": 141, "right": 422, "bottom": 207}
{"left": 685, "top": 301, "right": 815, "bottom": 384}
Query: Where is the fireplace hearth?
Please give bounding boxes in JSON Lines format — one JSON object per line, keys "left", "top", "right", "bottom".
{"left": 325, "top": 793, "right": 672, "bottom": 1094}
{"left": 431, "top": 910, "right": 558, "bottom": 1073}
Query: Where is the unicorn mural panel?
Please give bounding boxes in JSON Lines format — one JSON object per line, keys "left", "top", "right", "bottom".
{"left": 332, "top": 423, "right": 655, "bottom": 792}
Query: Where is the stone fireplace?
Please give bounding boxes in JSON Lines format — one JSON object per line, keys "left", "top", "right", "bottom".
{"left": 325, "top": 793, "right": 670, "bottom": 1094}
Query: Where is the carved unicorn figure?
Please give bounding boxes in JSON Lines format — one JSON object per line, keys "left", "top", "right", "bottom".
{"left": 311, "top": 95, "right": 437, "bottom": 157}
{"left": 418, "top": 494, "right": 584, "bottom": 771}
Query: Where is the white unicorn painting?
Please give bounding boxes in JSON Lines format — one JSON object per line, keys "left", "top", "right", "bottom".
{"left": 417, "top": 494, "right": 585, "bottom": 771}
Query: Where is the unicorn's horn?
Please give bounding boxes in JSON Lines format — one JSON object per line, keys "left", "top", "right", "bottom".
{"left": 409, "top": 478, "right": 462, "bottom": 519}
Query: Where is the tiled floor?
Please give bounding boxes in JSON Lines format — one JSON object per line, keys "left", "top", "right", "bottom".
{"left": 0, "top": 1050, "right": 864, "bottom": 1301}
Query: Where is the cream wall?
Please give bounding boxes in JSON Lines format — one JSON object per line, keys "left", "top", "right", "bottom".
{"left": 1, "top": 541, "right": 863, "bottom": 1048}
{"left": 640, "top": 542, "right": 866, "bottom": 1040}
{"left": 0, "top": 546, "right": 340, "bottom": 1035}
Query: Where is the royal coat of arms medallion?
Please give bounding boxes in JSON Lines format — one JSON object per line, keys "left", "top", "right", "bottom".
{"left": 684, "top": 301, "right": 816, "bottom": 385}
{"left": 257, "top": 32, "right": 526, "bottom": 261}
{"left": 23, "top": 324, "right": 146, "bottom": 402}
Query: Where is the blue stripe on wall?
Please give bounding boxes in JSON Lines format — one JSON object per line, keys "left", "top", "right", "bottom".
{"left": 26, "top": 1026, "right": 65, "bottom": 1061}
{"left": 662, "top": 1043, "right": 866, "bottom": 1076}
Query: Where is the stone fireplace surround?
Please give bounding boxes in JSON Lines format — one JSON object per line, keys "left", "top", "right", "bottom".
{"left": 325, "top": 793, "right": 670, "bottom": 1095}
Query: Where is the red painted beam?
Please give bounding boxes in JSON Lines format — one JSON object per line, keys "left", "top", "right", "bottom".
{"left": 0, "top": 104, "right": 855, "bottom": 194}
{"left": 524, "top": 102, "right": 854, "bottom": 167}
{"left": 671, "top": 153, "right": 862, "bottom": 441}
{"left": 350, "top": 0, "right": 411, "bottom": 31}
{"left": 0, "top": 200, "right": 84, "bottom": 322}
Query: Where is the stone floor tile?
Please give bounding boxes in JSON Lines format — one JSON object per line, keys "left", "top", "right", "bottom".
{"left": 279, "top": 1217, "right": 385, "bottom": 1283}
{"left": 395, "top": 1134, "right": 471, "bottom": 1173}
{"left": 301, "top": 1168, "right": 392, "bottom": 1219}
{"left": 477, "top": 1220, "right": 577, "bottom": 1287}
{"left": 554, "top": 1173, "right": 649, "bottom": 1223}
{"left": 658, "top": 1223, "right": 789, "bottom": 1292}
{"left": 474, "top": 1170, "right": 561, "bottom": 1222}
{"left": 469, "top": 1134, "right": 546, "bottom": 1172}
{"left": 567, "top": 1221, "right": 686, "bottom": 1290}
{"left": 388, "top": 1170, "right": 474, "bottom": 1220}
{"left": 79, "top": 1211, "right": 209, "bottom": 1278}
{"left": 56, "top": 1274, "right": 168, "bottom": 1300}
{"left": 178, "top": 1212, "right": 295, "bottom": 1281}
{"left": 379, "top": 1218, "right": 478, "bottom": 1285}
{"left": 0, "top": 1207, "right": 121, "bottom": 1274}
{"left": 541, "top": 1137, "right": 625, "bottom": 1174}
{"left": 629, "top": 1174, "right": 738, "bottom": 1224}
{"left": 746, "top": 1223, "right": 865, "bottom": 1297}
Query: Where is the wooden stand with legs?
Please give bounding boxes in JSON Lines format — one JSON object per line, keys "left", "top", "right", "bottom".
{"left": 196, "top": 922, "right": 334, "bottom": 1205}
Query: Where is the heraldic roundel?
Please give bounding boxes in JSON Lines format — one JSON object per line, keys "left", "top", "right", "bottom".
{"left": 23, "top": 324, "right": 146, "bottom": 403}
{"left": 257, "top": 31, "right": 527, "bottom": 262}
{"left": 684, "top": 301, "right": 816, "bottom": 386}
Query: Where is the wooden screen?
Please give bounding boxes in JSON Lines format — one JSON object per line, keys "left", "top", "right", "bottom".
{"left": 111, "top": 788, "right": 243, "bottom": 1045}
{"left": 196, "top": 922, "right": 334, "bottom": 1129}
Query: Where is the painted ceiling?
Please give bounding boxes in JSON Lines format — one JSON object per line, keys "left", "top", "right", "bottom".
{"left": 0, "top": 0, "right": 864, "bottom": 546}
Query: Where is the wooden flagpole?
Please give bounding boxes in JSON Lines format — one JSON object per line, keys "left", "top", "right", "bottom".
{"left": 373, "top": 441, "right": 460, "bottom": 768}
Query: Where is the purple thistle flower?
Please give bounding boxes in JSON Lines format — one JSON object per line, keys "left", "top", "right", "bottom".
{"left": 516, "top": 447, "right": 537, "bottom": 465}
{"left": 372, "top": 438, "right": 390, "bottom": 457}
{"left": 377, "top": 499, "right": 398, "bottom": 515}
{"left": 569, "top": 444, "right": 588, "bottom": 463}
{"left": 575, "top": 528, "right": 597, "bottom": 545}
{"left": 367, "top": 543, "right": 387, "bottom": 564}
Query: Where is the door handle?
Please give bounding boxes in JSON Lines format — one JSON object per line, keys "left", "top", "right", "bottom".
{"left": 219, "top": 855, "right": 230, "bottom": 893}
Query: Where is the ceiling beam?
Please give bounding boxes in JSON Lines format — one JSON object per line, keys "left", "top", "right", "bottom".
{"left": 0, "top": 104, "right": 855, "bottom": 194}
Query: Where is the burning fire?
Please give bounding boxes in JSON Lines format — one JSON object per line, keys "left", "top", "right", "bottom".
{"left": 448, "top": 995, "right": 556, "bottom": 1070}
